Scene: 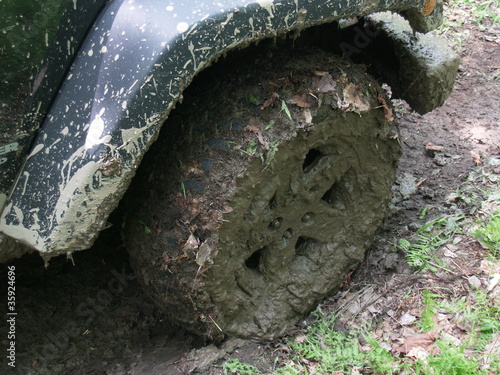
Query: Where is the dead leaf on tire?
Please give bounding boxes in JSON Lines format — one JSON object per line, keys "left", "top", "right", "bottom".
{"left": 312, "top": 73, "right": 337, "bottom": 92}
{"left": 182, "top": 234, "right": 200, "bottom": 257}
{"left": 378, "top": 94, "right": 394, "bottom": 121}
{"left": 394, "top": 331, "right": 438, "bottom": 355}
{"left": 261, "top": 92, "right": 279, "bottom": 110}
{"left": 343, "top": 83, "right": 370, "bottom": 113}
{"left": 292, "top": 93, "right": 316, "bottom": 108}
{"left": 244, "top": 117, "right": 269, "bottom": 149}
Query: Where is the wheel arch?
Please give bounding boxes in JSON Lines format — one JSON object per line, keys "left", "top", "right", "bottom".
{"left": 0, "top": 0, "right": 440, "bottom": 259}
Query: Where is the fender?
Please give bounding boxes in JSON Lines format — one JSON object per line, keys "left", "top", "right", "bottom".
{"left": 0, "top": 0, "right": 441, "bottom": 257}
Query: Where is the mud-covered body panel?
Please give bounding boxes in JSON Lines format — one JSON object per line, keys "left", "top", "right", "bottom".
{"left": 0, "top": 0, "right": 442, "bottom": 257}
{"left": 0, "top": 0, "right": 109, "bottom": 205}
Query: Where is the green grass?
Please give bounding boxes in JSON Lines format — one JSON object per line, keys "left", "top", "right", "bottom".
{"left": 280, "top": 100, "right": 292, "bottom": 120}
{"left": 286, "top": 312, "right": 363, "bottom": 372}
{"left": 418, "top": 338, "right": 482, "bottom": 375}
{"left": 396, "top": 214, "right": 464, "bottom": 272}
{"left": 267, "top": 285, "right": 499, "bottom": 375}
{"left": 442, "top": 0, "right": 499, "bottom": 25}
{"left": 222, "top": 358, "right": 262, "bottom": 375}
{"left": 437, "top": 0, "right": 499, "bottom": 48}
{"left": 472, "top": 0, "right": 500, "bottom": 25}
{"left": 421, "top": 290, "right": 442, "bottom": 331}
{"left": 474, "top": 210, "right": 500, "bottom": 258}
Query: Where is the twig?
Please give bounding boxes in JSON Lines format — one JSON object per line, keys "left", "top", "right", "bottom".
{"left": 208, "top": 315, "right": 223, "bottom": 332}
{"left": 428, "top": 260, "right": 455, "bottom": 274}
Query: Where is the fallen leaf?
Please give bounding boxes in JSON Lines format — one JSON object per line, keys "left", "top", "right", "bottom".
{"left": 456, "top": 315, "right": 473, "bottom": 332}
{"left": 446, "top": 192, "right": 461, "bottom": 203}
{"left": 483, "top": 333, "right": 500, "bottom": 368}
{"left": 313, "top": 70, "right": 329, "bottom": 76}
{"left": 367, "top": 304, "right": 382, "bottom": 314}
{"left": 487, "top": 273, "right": 500, "bottom": 292}
{"left": 293, "top": 93, "right": 316, "bottom": 108}
{"left": 400, "top": 312, "right": 417, "bottom": 326}
{"left": 261, "top": 92, "right": 279, "bottom": 110}
{"left": 442, "top": 333, "right": 461, "bottom": 347}
{"left": 426, "top": 142, "right": 445, "bottom": 152}
{"left": 303, "top": 109, "right": 313, "bottom": 123}
{"left": 245, "top": 118, "right": 268, "bottom": 149}
{"left": 378, "top": 94, "right": 394, "bottom": 121}
{"left": 298, "top": 357, "right": 318, "bottom": 373}
{"left": 182, "top": 234, "right": 200, "bottom": 257}
{"left": 312, "top": 73, "right": 337, "bottom": 92}
{"left": 406, "top": 346, "right": 430, "bottom": 360}
{"left": 471, "top": 150, "right": 482, "bottom": 166}
{"left": 196, "top": 241, "right": 215, "bottom": 267}
{"left": 294, "top": 334, "right": 307, "bottom": 343}
{"left": 481, "top": 259, "right": 500, "bottom": 274}
{"left": 394, "top": 331, "right": 438, "bottom": 355}
{"left": 443, "top": 247, "right": 457, "bottom": 258}
{"left": 344, "top": 83, "right": 370, "bottom": 113}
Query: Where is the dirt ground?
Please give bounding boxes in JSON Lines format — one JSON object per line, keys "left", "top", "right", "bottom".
{"left": 1, "top": 6, "right": 499, "bottom": 375}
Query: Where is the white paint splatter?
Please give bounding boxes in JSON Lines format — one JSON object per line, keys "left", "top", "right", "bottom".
{"left": 220, "top": 13, "right": 234, "bottom": 30}
{"left": 21, "top": 172, "right": 30, "bottom": 195}
{"left": 188, "top": 42, "right": 197, "bottom": 70}
{"left": 28, "top": 144, "right": 44, "bottom": 159}
{"left": 0, "top": 203, "right": 44, "bottom": 251}
{"left": 177, "top": 22, "right": 189, "bottom": 33}
{"left": 85, "top": 108, "right": 106, "bottom": 149}
{"left": 256, "top": 0, "right": 275, "bottom": 17}
{"left": 166, "top": 5, "right": 174, "bottom": 11}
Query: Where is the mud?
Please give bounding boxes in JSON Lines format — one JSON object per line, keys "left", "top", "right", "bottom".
{"left": 367, "top": 12, "right": 460, "bottom": 114}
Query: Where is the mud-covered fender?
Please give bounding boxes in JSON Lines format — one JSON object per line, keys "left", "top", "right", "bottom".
{"left": 0, "top": 0, "right": 436, "bottom": 257}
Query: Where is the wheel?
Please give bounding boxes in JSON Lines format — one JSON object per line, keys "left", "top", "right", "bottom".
{"left": 125, "top": 46, "right": 400, "bottom": 341}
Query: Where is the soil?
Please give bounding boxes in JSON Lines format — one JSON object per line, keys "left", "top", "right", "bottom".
{"left": 1, "top": 6, "right": 499, "bottom": 375}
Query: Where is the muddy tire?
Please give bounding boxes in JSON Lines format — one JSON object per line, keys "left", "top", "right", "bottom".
{"left": 125, "top": 47, "right": 400, "bottom": 341}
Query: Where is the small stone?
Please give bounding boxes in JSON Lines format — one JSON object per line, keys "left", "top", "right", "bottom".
{"left": 468, "top": 275, "right": 481, "bottom": 289}
{"left": 433, "top": 154, "right": 448, "bottom": 166}
{"left": 400, "top": 312, "right": 417, "bottom": 325}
